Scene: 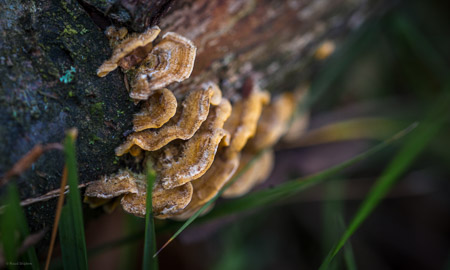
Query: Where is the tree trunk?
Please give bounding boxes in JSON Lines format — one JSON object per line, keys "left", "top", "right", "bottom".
{"left": 0, "top": 0, "right": 382, "bottom": 238}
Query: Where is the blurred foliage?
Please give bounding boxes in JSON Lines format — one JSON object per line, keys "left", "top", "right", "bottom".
{"left": 1, "top": 0, "right": 449, "bottom": 269}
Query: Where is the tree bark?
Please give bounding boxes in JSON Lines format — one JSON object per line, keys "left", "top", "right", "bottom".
{"left": 0, "top": 0, "right": 381, "bottom": 236}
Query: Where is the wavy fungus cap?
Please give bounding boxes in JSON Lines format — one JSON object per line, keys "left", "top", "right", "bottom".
{"left": 222, "top": 150, "right": 274, "bottom": 198}
{"left": 246, "top": 92, "right": 297, "bottom": 151}
{"left": 172, "top": 151, "right": 240, "bottom": 219}
{"left": 115, "top": 86, "right": 217, "bottom": 156}
{"left": 132, "top": 88, "right": 177, "bottom": 132}
{"left": 223, "top": 86, "right": 270, "bottom": 158}
{"left": 130, "top": 32, "right": 197, "bottom": 100}
{"left": 84, "top": 169, "right": 193, "bottom": 218}
{"left": 97, "top": 26, "right": 161, "bottom": 77}
{"left": 84, "top": 169, "right": 139, "bottom": 199}
{"left": 121, "top": 180, "right": 193, "bottom": 218}
{"left": 152, "top": 98, "right": 232, "bottom": 189}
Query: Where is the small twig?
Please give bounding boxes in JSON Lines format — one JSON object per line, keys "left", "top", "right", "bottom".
{"left": 0, "top": 183, "right": 88, "bottom": 214}
{"left": 45, "top": 166, "right": 68, "bottom": 270}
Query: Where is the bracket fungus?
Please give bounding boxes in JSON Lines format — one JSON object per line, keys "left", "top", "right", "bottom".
{"left": 223, "top": 92, "right": 298, "bottom": 198}
{"left": 97, "top": 26, "right": 161, "bottom": 77}
{"left": 84, "top": 169, "right": 193, "bottom": 218}
{"left": 115, "top": 86, "right": 220, "bottom": 156}
{"left": 222, "top": 150, "right": 274, "bottom": 198}
{"left": 223, "top": 87, "right": 270, "bottom": 158}
{"left": 152, "top": 99, "right": 232, "bottom": 189}
{"left": 92, "top": 25, "right": 307, "bottom": 220}
{"left": 130, "top": 32, "right": 197, "bottom": 100}
{"left": 247, "top": 92, "right": 297, "bottom": 151}
{"left": 121, "top": 179, "right": 193, "bottom": 218}
{"left": 132, "top": 88, "right": 177, "bottom": 132}
{"left": 174, "top": 152, "right": 240, "bottom": 217}
{"left": 84, "top": 169, "right": 139, "bottom": 199}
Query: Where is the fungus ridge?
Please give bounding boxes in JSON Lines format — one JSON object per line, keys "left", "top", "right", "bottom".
{"left": 130, "top": 32, "right": 197, "bottom": 100}
{"left": 97, "top": 26, "right": 161, "bottom": 77}
{"left": 115, "top": 86, "right": 216, "bottom": 156}
{"left": 223, "top": 87, "right": 270, "bottom": 158}
{"left": 153, "top": 99, "right": 232, "bottom": 189}
{"left": 84, "top": 169, "right": 139, "bottom": 199}
{"left": 121, "top": 179, "right": 193, "bottom": 218}
{"left": 173, "top": 152, "right": 240, "bottom": 219}
{"left": 222, "top": 150, "right": 274, "bottom": 198}
{"left": 133, "top": 88, "right": 178, "bottom": 132}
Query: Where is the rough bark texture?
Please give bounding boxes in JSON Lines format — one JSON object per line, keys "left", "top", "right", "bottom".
{"left": 0, "top": 0, "right": 379, "bottom": 237}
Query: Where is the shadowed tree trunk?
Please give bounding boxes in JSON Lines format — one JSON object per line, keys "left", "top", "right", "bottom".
{"left": 0, "top": 0, "right": 385, "bottom": 248}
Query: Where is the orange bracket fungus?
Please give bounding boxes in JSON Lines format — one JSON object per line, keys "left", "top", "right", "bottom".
{"left": 97, "top": 26, "right": 161, "bottom": 77}
{"left": 132, "top": 88, "right": 177, "bottom": 132}
{"left": 92, "top": 25, "right": 305, "bottom": 220}
{"left": 84, "top": 169, "right": 193, "bottom": 218}
{"left": 223, "top": 92, "right": 298, "bottom": 198}
{"left": 222, "top": 150, "right": 274, "bottom": 198}
{"left": 223, "top": 86, "right": 270, "bottom": 158}
{"left": 121, "top": 179, "right": 193, "bottom": 218}
{"left": 115, "top": 86, "right": 219, "bottom": 156}
{"left": 247, "top": 92, "right": 297, "bottom": 151}
{"left": 84, "top": 169, "right": 139, "bottom": 199}
{"left": 130, "top": 32, "right": 197, "bottom": 100}
{"left": 152, "top": 98, "right": 232, "bottom": 189}
{"left": 174, "top": 152, "right": 240, "bottom": 218}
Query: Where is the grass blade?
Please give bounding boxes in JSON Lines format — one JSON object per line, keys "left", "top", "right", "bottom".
{"left": 58, "top": 129, "right": 88, "bottom": 270}
{"left": 343, "top": 239, "right": 357, "bottom": 270}
{"left": 45, "top": 166, "right": 68, "bottom": 270}
{"left": 321, "top": 180, "right": 344, "bottom": 270}
{"left": 318, "top": 90, "right": 450, "bottom": 270}
{"left": 200, "top": 123, "right": 417, "bottom": 221}
{"left": 280, "top": 118, "right": 401, "bottom": 149}
{"left": 143, "top": 167, "right": 158, "bottom": 270}
{"left": 336, "top": 216, "right": 357, "bottom": 270}
{"left": 0, "top": 184, "right": 39, "bottom": 269}
{"left": 155, "top": 123, "right": 415, "bottom": 256}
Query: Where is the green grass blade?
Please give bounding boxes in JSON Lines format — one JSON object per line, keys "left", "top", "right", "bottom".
{"left": 336, "top": 216, "right": 357, "bottom": 270}
{"left": 200, "top": 123, "right": 417, "bottom": 222}
{"left": 154, "top": 122, "right": 415, "bottom": 257}
{"left": 1, "top": 185, "right": 20, "bottom": 270}
{"left": 321, "top": 180, "right": 344, "bottom": 270}
{"left": 76, "top": 124, "right": 416, "bottom": 260}
{"left": 143, "top": 167, "right": 158, "bottom": 270}
{"left": 343, "top": 239, "right": 357, "bottom": 270}
{"left": 11, "top": 185, "right": 40, "bottom": 270}
{"left": 58, "top": 131, "right": 88, "bottom": 270}
{"left": 0, "top": 184, "right": 39, "bottom": 270}
{"left": 319, "top": 90, "right": 450, "bottom": 270}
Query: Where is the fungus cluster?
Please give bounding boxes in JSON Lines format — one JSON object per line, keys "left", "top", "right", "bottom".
{"left": 85, "top": 26, "right": 302, "bottom": 219}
